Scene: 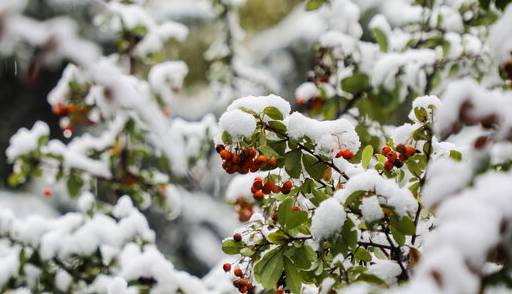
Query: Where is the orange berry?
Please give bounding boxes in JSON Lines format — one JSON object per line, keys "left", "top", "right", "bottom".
{"left": 404, "top": 145, "right": 416, "bottom": 157}
{"left": 52, "top": 103, "right": 66, "bottom": 115}
{"left": 341, "top": 149, "right": 353, "bottom": 160}
{"left": 253, "top": 190, "right": 264, "bottom": 201}
{"left": 384, "top": 160, "right": 394, "bottom": 170}
{"left": 255, "top": 155, "right": 267, "bottom": 165}
{"left": 220, "top": 149, "right": 232, "bottom": 160}
{"left": 234, "top": 267, "right": 243, "bottom": 277}
{"left": 382, "top": 145, "right": 392, "bottom": 155}
{"left": 223, "top": 263, "right": 231, "bottom": 272}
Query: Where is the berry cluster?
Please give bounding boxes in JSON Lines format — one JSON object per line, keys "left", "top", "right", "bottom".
{"left": 222, "top": 233, "right": 255, "bottom": 293}
{"left": 251, "top": 177, "right": 293, "bottom": 201}
{"left": 335, "top": 149, "right": 354, "bottom": 160}
{"left": 235, "top": 197, "right": 253, "bottom": 222}
{"left": 381, "top": 144, "right": 416, "bottom": 170}
{"left": 216, "top": 145, "right": 277, "bottom": 174}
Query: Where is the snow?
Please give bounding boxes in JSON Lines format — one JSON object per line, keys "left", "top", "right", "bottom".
{"left": 219, "top": 109, "right": 257, "bottom": 138}
{"left": 287, "top": 112, "right": 361, "bottom": 155}
{"left": 368, "top": 260, "right": 401, "bottom": 285}
{"left": 490, "top": 5, "right": 512, "bottom": 64}
{"left": 336, "top": 170, "right": 417, "bottom": 217}
{"left": 226, "top": 94, "right": 291, "bottom": 119}
{"left": 148, "top": 61, "right": 189, "bottom": 104}
{"left": 295, "top": 82, "right": 319, "bottom": 102}
{"left": 6, "top": 121, "right": 49, "bottom": 162}
{"left": 361, "top": 196, "right": 384, "bottom": 223}
{"left": 311, "top": 198, "right": 346, "bottom": 240}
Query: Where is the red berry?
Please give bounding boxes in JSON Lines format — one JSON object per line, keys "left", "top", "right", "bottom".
{"left": 220, "top": 150, "right": 232, "bottom": 160}
{"left": 223, "top": 263, "right": 231, "bottom": 272}
{"left": 396, "top": 144, "right": 406, "bottom": 154}
{"left": 386, "top": 152, "right": 398, "bottom": 161}
{"left": 263, "top": 181, "right": 274, "bottom": 194}
{"left": 266, "top": 156, "right": 278, "bottom": 167}
{"left": 234, "top": 267, "right": 243, "bottom": 277}
{"left": 281, "top": 180, "right": 293, "bottom": 194}
{"left": 341, "top": 149, "right": 353, "bottom": 160}
{"left": 253, "top": 190, "right": 264, "bottom": 201}
{"left": 247, "top": 148, "right": 257, "bottom": 158}
{"left": 335, "top": 150, "right": 343, "bottom": 158}
{"left": 382, "top": 145, "right": 392, "bottom": 155}
{"left": 233, "top": 233, "right": 242, "bottom": 242}
{"left": 297, "top": 97, "right": 305, "bottom": 105}
{"left": 42, "top": 186, "right": 53, "bottom": 198}
{"left": 384, "top": 160, "right": 394, "bottom": 170}
{"left": 404, "top": 145, "right": 416, "bottom": 157}
{"left": 255, "top": 155, "right": 267, "bottom": 165}
{"left": 292, "top": 206, "right": 300, "bottom": 212}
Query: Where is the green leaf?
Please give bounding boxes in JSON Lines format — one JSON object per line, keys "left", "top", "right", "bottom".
{"left": 414, "top": 107, "right": 428, "bottom": 123}
{"left": 392, "top": 216, "right": 416, "bottom": 236}
{"left": 372, "top": 28, "right": 388, "bottom": 52}
{"left": 284, "top": 258, "right": 302, "bottom": 294}
{"left": 450, "top": 150, "right": 462, "bottom": 161}
{"left": 354, "top": 247, "right": 372, "bottom": 262}
{"left": 259, "top": 145, "right": 279, "bottom": 158}
{"left": 302, "top": 154, "right": 327, "bottom": 181}
{"left": 311, "top": 189, "right": 328, "bottom": 206}
{"left": 390, "top": 226, "right": 405, "bottom": 246}
{"left": 267, "top": 231, "right": 290, "bottom": 245}
{"left": 278, "top": 197, "right": 308, "bottom": 233}
{"left": 361, "top": 145, "right": 374, "bottom": 169}
{"left": 356, "top": 273, "right": 385, "bottom": 285}
{"left": 305, "top": 0, "right": 327, "bottom": 11}
{"left": 264, "top": 106, "right": 284, "bottom": 120}
{"left": 240, "top": 247, "right": 255, "bottom": 257}
{"left": 221, "top": 131, "right": 232, "bottom": 144}
{"left": 332, "top": 218, "right": 358, "bottom": 256}
{"left": 269, "top": 120, "right": 287, "bottom": 135}
{"left": 222, "top": 239, "right": 244, "bottom": 255}
{"left": 285, "top": 245, "right": 316, "bottom": 270}
{"left": 254, "top": 248, "right": 284, "bottom": 289}
{"left": 341, "top": 73, "right": 370, "bottom": 94}
{"left": 67, "top": 173, "right": 83, "bottom": 197}
{"left": 285, "top": 149, "right": 302, "bottom": 179}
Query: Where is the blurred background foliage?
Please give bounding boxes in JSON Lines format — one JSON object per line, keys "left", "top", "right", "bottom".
{"left": 0, "top": 0, "right": 304, "bottom": 186}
